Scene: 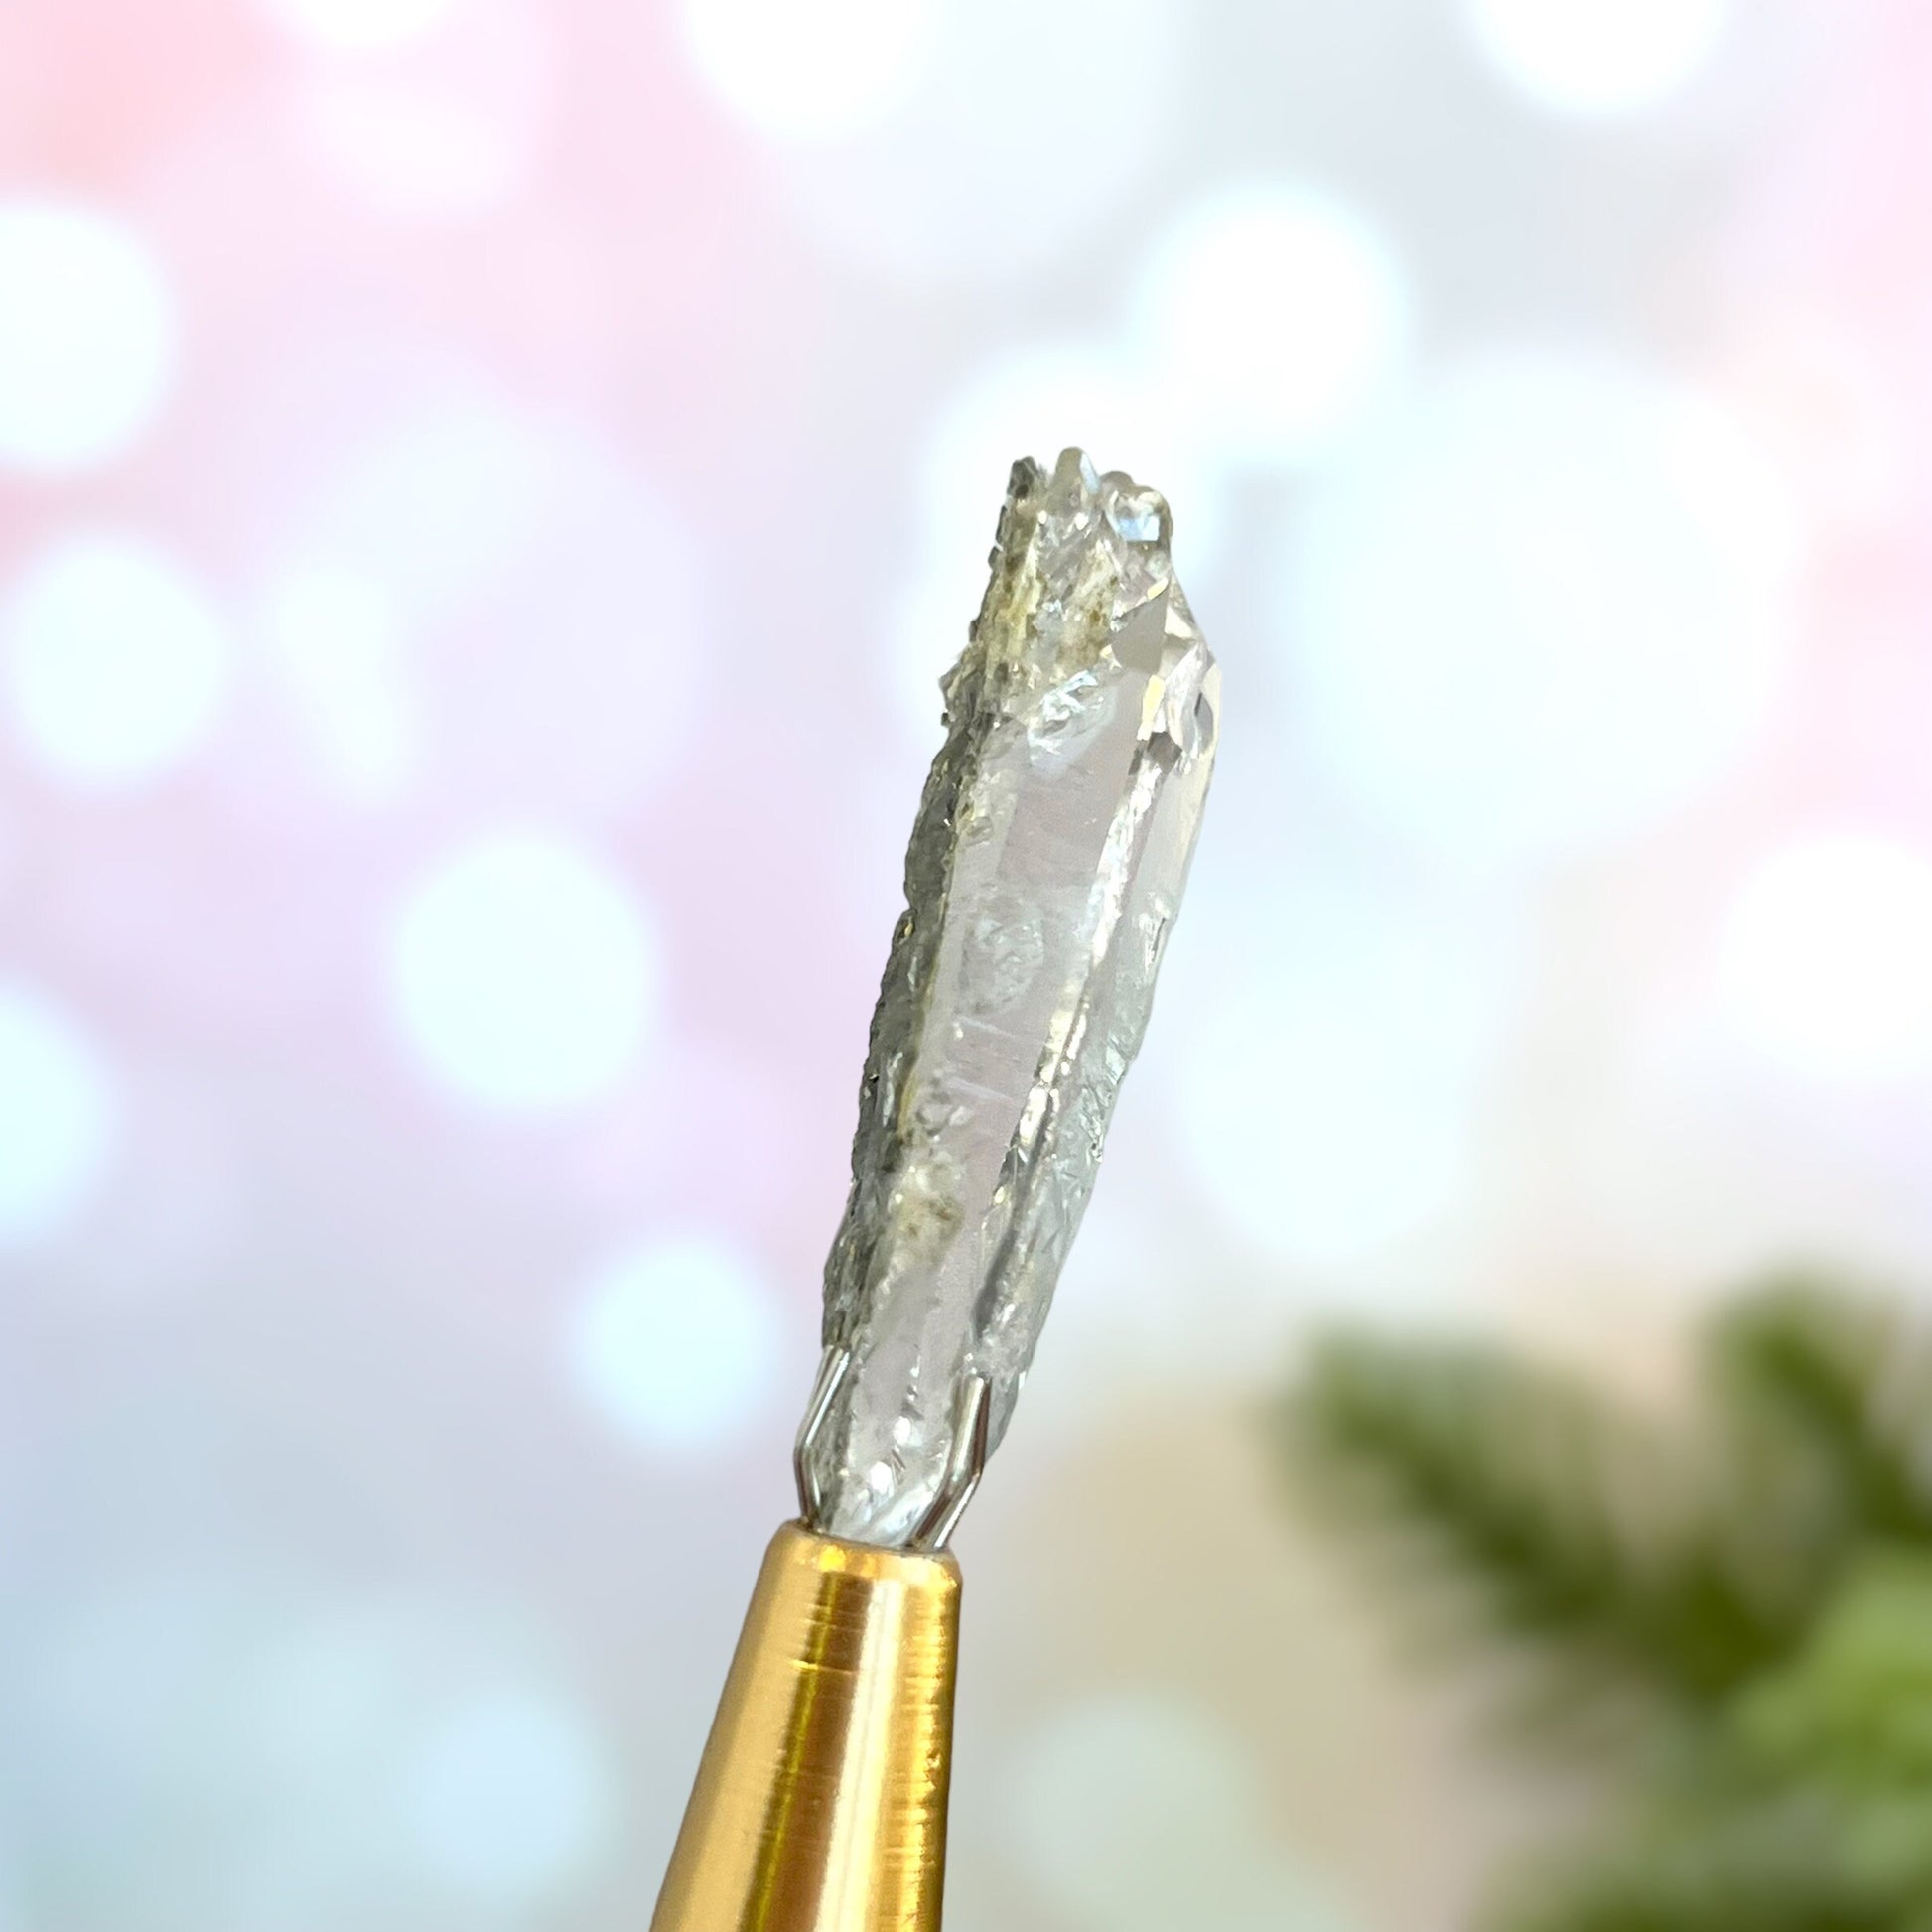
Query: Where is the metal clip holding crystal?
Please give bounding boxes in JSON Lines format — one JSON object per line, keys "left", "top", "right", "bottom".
{"left": 649, "top": 450, "right": 1218, "bottom": 1932}
{"left": 795, "top": 1344, "right": 993, "bottom": 1554}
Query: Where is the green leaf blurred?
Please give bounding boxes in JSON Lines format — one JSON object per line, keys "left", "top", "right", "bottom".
{"left": 1272, "top": 1278, "right": 1932, "bottom": 1930}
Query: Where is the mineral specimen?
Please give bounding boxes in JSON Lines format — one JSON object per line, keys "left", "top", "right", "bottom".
{"left": 801, "top": 449, "right": 1219, "bottom": 1546}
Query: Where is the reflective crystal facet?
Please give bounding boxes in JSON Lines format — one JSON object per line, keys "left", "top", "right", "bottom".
{"left": 802, "top": 450, "right": 1220, "bottom": 1546}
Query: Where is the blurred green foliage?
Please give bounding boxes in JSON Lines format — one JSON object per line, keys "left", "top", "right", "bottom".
{"left": 1273, "top": 1278, "right": 1932, "bottom": 1931}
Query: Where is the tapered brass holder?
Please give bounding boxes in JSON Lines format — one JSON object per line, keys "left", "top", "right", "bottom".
{"left": 651, "top": 1347, "right": 982, "bottom": 1930}
{"left": 648, "top": 1523, "right": 961, "bottom": 1932}
{"left": 651, "top": 447, "right": 1218, "bottom": 1928}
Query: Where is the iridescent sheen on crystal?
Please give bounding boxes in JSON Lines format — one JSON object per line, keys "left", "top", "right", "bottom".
{"left": 802, "top": 450, "right": 1219, "bottom": 1546}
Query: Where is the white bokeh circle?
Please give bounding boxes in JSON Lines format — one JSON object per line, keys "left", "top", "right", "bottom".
{"left": 1716, "top": 833, "right": 1932, "bottom": 1088}
{"left": 566, "top": 1236, "right": 781, "bottom": 1453}
{"left": 1465, "top": 0, "right": 1731, "bottom": 117}
{"left": 1288, "top": 350, "right": 1804, "bottom": 873}
{"left": 402, "top": 1687, "right": 615, "bottom": 1909}
{"left": 255, "top": 0, "right": 463, "bottom": 53}
{"left": 4, "top": 533, "right": 232, "bottom": 790}
{"left": 1134, "top": 183, "right": 1408, "bottom": 466}
{"left": 0, "top": 199, "right": 174, "bottom": 474}
{"left": 778, "top": 0, "right": 1178, "bottom": 283}
{"left": 1174, "top": 881, "right": 1514, "bottom": 1273}
{"left": 677, "top": 0, "right": 938, "bottom": 141}
{"left": 0, "top": 980, "right": 120, "bottom": 1249}
{"left": 388, "top": 833, "right": 659, "bottom": 1113}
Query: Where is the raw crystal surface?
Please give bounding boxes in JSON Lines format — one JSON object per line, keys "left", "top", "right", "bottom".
{"left": 801, "top": 449, "right": 1219, "bottom": 1546}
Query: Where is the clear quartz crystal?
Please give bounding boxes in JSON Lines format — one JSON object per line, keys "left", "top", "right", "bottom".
{"left": 802, "top": 449, "right": 1219, "bottom": 1547}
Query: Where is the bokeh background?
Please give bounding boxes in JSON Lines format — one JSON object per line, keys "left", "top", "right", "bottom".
{"left": 2, "top": 0, "right": 1928, "bottom": 1926}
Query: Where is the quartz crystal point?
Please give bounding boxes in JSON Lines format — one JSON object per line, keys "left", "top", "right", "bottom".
{"left": 801, "top": 450, "right": 1219, "bottom": 1547}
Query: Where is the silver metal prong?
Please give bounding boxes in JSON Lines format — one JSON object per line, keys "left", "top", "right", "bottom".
{"left": 908, "top": 1371, "right": 992, "bottom": 1552}
{"left": 792, "top": 1344, "right": 852, "bottom": 1525}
